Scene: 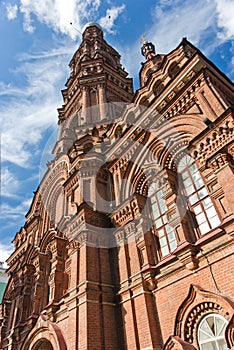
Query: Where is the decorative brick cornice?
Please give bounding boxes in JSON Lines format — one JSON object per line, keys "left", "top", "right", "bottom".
{"left": 174, "top": 243, "right": 199, "bottom": 271}
{"left": 206, "top": 150, "right": 234, "bottom": 171}
{"left": 190, "top": 112, "right": 234, "bottom": 165}
{"left": 110, "top": 193, "right": 146, "bottom": 227}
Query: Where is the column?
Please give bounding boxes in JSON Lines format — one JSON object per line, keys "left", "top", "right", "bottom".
{"left": 81, "top": 86, "right": 88, "bottom": 124}
{"left": 98, "top": 83, "right": 107, "bottom": 120}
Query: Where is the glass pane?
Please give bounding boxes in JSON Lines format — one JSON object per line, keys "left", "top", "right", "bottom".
{"left": 189, "top": 163, "right": 198, "bottom": 174}
{"left": 169, "top": 240, "right": 177, "bottom": 251}
{"left": 155, "top": 217, "right": 162, "bottom": 228}
{"left": 198, "top": 188, "right": 208, "bottom": 199}
{"left": 209, "top": 216, "right": 221, "bottom": 228}
{"left": 166, "top": 225, "right": 173, "bottom": 233}
{"left": 194, "top": 204, "right": 202, "bottom": 215}
{"left": 148, "top": 187, "right": 154, "bottom": 195}
{"left": 158, "top": 229, "right": 164, "bottom": 238}
{"left": 184, "top": 177, "right": 193, "bottom": 188}
{"left": 217, "top": 338, "right": 228, "bottom": 350}
{"left": 196, "top": 212, "right": 206, "bottom": 224}
{"left": 168, "top": 232, "right": 176, "bottom": 242}
{"left": 149, "top": 183, "right": 157, "bottom": 194}
{"left": 159, "top": 236, "right": 167, "bottom": 247}
{"left": 190, "top": 193, "right": 199, "bottom": 205}
{"left": 157, "top": 190, "right": 164, "bottom": 199}
{"left": 158, "top": 197, "right": 164, "bottom": 206}
{"left": 195, "top": 178, "right": 204, "bottom": 190}
{"left": 199, "top": 222, "right": 210, "bottom": 234}
{"left": 162, "top": 214, "right": 167, "bottom": 224}
{"left": 152, "top": 204, "right": 160, "bottom": 218}
{"left": 186, "top": 184, "right": 195, "bottom": 195}
{"left": 199, "top": 329, "right": 213, "bottom": 341}
{"left": 200, "top": 341, "right": 218, "bottom": 350}
{"left": 206, "top": 206, "right": 218, "bottom": 219}
{"left": 206, "top": 316, "right": 215, "bottom": 335}
{"left": 201, "top": 318, "right": 215, "bottom": 337}
{"left": 192, "top": 171, "right": 201, "bottom": 182}
{"left": 203, "top": 197, "right": 213, "bottom": 208}
{"left": 161, "top": 245, "right": 169, "bottom": 257}
{"left": 179, "top": 155, "right": 193, "bottom": 171}
{"left": 215, "top": 317, "right": 226, "bottom": 337}
{"left": 182, "top": 171, "right": 189, "bottom": 180}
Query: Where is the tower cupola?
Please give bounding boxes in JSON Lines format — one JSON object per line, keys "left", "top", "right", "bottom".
{"left": 141, "top": 37, "right": 156, "bottom": 60}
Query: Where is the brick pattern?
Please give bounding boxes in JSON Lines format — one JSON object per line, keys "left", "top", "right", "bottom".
{"left": 1, "top": 25, "right": 234, "bottom": 350}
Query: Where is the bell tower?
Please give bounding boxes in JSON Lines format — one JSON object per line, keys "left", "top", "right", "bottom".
{"left": 57, "top": 22, "right": 133, "bottom": 126}
{"left": 51, "top": 23, "right": 134, "bottom": 350}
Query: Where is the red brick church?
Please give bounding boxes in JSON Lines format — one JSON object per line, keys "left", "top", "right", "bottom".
{"left": 1, "top": 22, "right": 234, "bottom": 350}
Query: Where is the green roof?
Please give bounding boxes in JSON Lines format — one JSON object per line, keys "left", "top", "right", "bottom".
{"left": 0, "top": 281, "right": 7, "bottom": 303}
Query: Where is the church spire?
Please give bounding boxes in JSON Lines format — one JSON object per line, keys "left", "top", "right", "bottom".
{"left": 57, "top": 22, "right": 133, "bottom": 126}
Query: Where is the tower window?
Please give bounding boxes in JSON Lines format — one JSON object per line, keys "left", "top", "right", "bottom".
{"left": 178, "top": 156, "right": 221, "bottom": 235}
{"left": 149, "top": 183, "right": 177, "bottom": 257}
{"left": 198, "top": 314, "right": 228, "bottom": 350}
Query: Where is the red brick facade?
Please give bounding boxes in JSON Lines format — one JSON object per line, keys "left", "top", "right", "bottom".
{"left": 0, "top": 23, "right": 234, "bottom": 350}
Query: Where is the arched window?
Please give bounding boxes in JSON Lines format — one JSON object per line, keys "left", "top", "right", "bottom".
{"left": 148, "top": 183, "right": 177, "bottom": 257}
{"left": 178, "top": 155, "right": 221, "bottom": 235}
{"left": 153, "top": 79, "right": 164, "bottom": 97}
{"left": 168, "top": 62, "right": 180, "bottom": 78}
{"left": 198, "top": 314, "right": 228, "bottom": 350}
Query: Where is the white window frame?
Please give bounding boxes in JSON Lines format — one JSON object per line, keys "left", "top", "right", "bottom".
{"left": 197, "top": 313, "right": 228, "bottom": 350}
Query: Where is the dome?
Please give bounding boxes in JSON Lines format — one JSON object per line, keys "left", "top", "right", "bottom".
{"left": 82, "top": 22, "right": 103, "bottom": 33}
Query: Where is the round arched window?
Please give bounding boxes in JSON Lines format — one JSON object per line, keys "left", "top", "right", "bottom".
{"left": 198, "top": 314, "right": 228, "bottom": 350}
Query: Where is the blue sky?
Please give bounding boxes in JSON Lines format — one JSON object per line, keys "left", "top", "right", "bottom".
{"left": 0, "top": 0, "right": 234, "bottom": 265}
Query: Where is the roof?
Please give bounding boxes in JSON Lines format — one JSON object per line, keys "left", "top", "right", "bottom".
{"left": 82, "top": 22, "right": 103, "bottom": 32}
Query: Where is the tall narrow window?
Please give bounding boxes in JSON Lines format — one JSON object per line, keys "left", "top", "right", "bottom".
{"left": 148, "top": 183, "right": 177, "bottom": 257}
{"left": 178, "top": 156, "right": 221, "bottom": 235}
{"left": 198, "top": 314, "right": 228, "bottom": 350}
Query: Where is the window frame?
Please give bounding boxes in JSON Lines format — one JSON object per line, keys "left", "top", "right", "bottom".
{"left": 178, "top": 155, "right": 221, "bottom": 236}
{"left": 148, "top": 182, "right": 177, "bottom": 258}
{"left": 197, "top": 313, "right": 228, "bottom": 350}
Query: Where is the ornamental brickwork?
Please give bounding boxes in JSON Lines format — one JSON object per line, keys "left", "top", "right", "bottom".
{"left": 0, "top": 23, "right": 234, "bottom": 350}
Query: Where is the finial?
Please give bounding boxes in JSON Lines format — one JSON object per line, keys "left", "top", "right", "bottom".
{"left": 141, "top": 34, "right": 147, "bottom": 44}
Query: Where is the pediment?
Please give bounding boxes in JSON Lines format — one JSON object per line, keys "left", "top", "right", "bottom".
{"left": 182, "top": 103, "right": 202, "bottom": 115}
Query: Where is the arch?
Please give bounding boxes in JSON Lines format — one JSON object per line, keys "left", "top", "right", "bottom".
{"left": 168, "top": 61, "right": 180, "bottom": 78}
{"left": 153, "top": 79, "right": 164, "bottom": 96}
{"left": 21, "top": 314, "right": 67, "bottom": 350}
{"left": 32, "top": 338, "right": 53, "bottom": 350}
{"left": 174, "top": 285, "right": 234, "bottom": 348}
{"left": 40, "top": 229, "right": 56, "bottom": 253}
{"left": 40, "top": 161, "right": 68, "bottom": 227}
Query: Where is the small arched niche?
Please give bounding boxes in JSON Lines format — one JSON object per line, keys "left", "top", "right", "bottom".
{"left": 32, "top": 339, "right": 54, "bottom": 350}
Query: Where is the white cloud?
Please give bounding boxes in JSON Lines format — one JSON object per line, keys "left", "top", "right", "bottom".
{"left": 0, "top": 199, "right": 32, "bottom": 221}
{"left": 99, "top": 5, "right": 125, "bottom": 34}
{"left": 1, "top": 167, "right": 19, "bottom": 198}
{"left": 149, "top": 0, "right": 217, "bottom": 53}
{"left": 0, "top": 43, "right": 77, "bottom": 168}
{"left": 5, "top": 1, "right": 125, "bottom": 39}
{"left": 0, "top": 243, "right": 13, "bottom": 267}
{"left": 215, "top": 0, "right": 234, "bottom": 41}
{"left": 120, "top": 0, "right": 234, "bottom": 83}
{"left": 6, "top": 4, "right": 18, "bottom": 20}
{"left": 18, "top": 0, "right": 101, "bottom": 38}
{"left": 146, "top": 0, "right": 234, "bottom": 54}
